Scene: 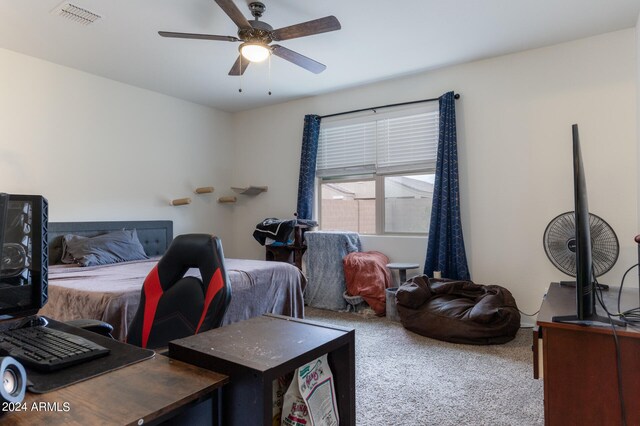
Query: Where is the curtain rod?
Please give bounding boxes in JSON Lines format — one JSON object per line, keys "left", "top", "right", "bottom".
{"left": 319, "top": 93, "right": 460, "bottom": 119}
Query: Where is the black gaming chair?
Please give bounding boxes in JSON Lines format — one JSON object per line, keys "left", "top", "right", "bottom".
{"left": 125, "top": 234, "right": 232, "bottom": 349}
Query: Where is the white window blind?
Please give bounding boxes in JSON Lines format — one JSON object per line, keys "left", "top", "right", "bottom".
{"left": 316, "top": 119, "right": 376, "bottom": 177}
{"left": 317, "top": 102, "right": 439, "bottom": 178}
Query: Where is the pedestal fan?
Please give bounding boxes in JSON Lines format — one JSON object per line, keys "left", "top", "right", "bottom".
{"left": 543, "top": 212, "right": 619, "bottom": 288}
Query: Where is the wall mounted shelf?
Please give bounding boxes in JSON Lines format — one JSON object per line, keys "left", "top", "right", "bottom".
{"left": 171, "top": 197, "right": 192, "bottom": 206}
{"left": 231, "top": 186, "right": 268, "bottom": 196}
{"left": 195, "top": 186, "right": 215, "bottom": 194}
{"left": 218, "top": 196, "right": 237, "bottom": 204}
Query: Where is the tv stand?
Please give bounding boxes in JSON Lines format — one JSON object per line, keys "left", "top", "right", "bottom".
{"left": 534, "top": 283, "right": 640, "bottom": 425}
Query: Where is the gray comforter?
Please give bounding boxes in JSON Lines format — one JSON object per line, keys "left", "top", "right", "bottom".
{"left": 304, "top": 231, "right": 361, "bottom": 311}
{"left": 39, "top": 258, "right": 305, "bottom": 340}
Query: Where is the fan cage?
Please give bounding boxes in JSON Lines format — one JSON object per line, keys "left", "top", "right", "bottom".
{"left": 543, "top": 212, "right": 619, "bottom": 278}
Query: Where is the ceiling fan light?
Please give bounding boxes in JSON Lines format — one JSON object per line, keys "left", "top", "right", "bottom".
{"left": 240, "top": 43, "right": 270, "bottom": 62}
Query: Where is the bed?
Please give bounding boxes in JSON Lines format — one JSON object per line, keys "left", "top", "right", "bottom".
{"left": 38, "top": 220, "right": 306, "bottom": 340}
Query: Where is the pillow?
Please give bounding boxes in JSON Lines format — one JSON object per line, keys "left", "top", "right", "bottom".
{"left": 61, "top": 229, "right": 149, "bottom": 267}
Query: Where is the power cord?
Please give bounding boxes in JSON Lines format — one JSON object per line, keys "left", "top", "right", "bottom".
{"left": 515, "top": 297, "right": 542, "bottom": 329}
{"left": 616, "top": 264, "right": 640, "bottom": 325}
{"left": 594, "top": 284, "right": 626, "bottom": 425}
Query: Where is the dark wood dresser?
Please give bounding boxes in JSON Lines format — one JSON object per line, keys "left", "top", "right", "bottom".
{"left": 533, "top": 283, "right": 640, "bottom": 425}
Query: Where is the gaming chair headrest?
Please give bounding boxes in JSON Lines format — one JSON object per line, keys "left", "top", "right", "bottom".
{"left": 156, "top": 234, "right": 224, "bottom": 294}
{"left": 127, "top": 234, "right": 231, "bottom": 349}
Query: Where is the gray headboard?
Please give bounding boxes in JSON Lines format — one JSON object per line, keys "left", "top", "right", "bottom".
{"left": 48, "top": 220, "right": 173, "bottom": 265}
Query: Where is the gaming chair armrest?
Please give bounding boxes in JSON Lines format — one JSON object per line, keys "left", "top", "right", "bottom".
{"left": 65, "top": 319, "right": 114, "bottom": 339}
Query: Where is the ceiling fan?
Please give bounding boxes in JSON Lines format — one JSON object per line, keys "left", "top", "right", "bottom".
{"left": 159, "top": 0, "right": 341, "bottom": 76}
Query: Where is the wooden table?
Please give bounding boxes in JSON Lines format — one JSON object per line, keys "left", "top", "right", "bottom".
{"left": 4, "top": 351, "right": 227, "bottom": 425}
{"left": 169, "top": 314, "right": 356, "bottom": 426}
{"left": 534, "top": 283, "right": 640, "bottom": 426}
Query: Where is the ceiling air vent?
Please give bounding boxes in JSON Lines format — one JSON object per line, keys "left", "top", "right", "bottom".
{"left": 51, "top": 2, "right": 101, "bottom": 25}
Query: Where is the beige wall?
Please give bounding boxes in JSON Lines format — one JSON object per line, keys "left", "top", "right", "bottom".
{"left": 0, "top": 47, "right": 235, "bottom": 240}
{"left": 231, "top": 29, "right": 637, "bottom": 320}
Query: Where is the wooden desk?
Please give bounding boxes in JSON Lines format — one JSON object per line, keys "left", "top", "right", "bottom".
{"left": 169, "top": 314, "right": 355, "bottom": 426}
{"left": 534, "top": 283, "right": 640, "bottom": 426}
{"left": 5, "top": 354, "right": 227, "bottom": 425}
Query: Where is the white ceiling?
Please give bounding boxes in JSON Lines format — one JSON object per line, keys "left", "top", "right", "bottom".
{"left": 1, "top": 0, "right": 639, "bottom": 113}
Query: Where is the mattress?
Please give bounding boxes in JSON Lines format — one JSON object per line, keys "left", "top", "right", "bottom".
{"left": 38, "top": 258, "right": 305, "bottom": 340}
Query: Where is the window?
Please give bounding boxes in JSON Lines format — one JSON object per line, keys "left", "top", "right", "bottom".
{"left": 317, "top": 103, "right": 439, "bottom": 235}
{"left": 320, "top": 179, "right": 376, "bottom": 234}
{"left": 384, "top": 174, "right": 433, "bottom": 233}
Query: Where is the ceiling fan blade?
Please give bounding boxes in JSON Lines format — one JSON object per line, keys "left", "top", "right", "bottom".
{"left": 228, "top": 55, "right": 250, "bottom": 76}
{"left": 214, "top": 0, "right": 252, "bottom": 30}
{"left": 158, "top": 31, "right": 240, "bottom": 42}
{"left": 271, "top": 45, "right": 326, "bottom": 74}
{"left": 271, "top": 16, "right": 341, "bottom": 41}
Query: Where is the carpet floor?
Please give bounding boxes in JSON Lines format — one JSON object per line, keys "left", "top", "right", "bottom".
{"left": 304, "top": 307, "right": 544, "bottom": 426}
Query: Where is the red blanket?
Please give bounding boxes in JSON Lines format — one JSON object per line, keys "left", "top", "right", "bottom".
{"left": 343, "top": 251, "right": 392, "bottom": 315}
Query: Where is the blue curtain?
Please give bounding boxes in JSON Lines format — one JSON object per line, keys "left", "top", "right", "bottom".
{"left": 296, "top": 114, "right": 321, "bottom": 220}
{"left": 424, "top": 92, "right": 470, "bottom": 280}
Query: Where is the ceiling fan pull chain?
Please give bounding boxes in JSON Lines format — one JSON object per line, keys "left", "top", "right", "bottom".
{"left": 268, "top": 54, "right": 272, "bottom": 96}
{"left": 239, "top": 55, "right": 243, "bottom": 93}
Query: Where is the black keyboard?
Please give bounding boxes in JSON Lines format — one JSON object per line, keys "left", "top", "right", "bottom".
{"left": 0, "top": 326, "right": 110, "bottom": 372}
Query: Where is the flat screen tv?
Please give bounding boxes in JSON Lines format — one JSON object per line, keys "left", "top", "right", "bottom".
{"left": 552, "top": 125, "right": 624, "bottom": 326}
{"left": 0, "top": 193, "right": 48, "bottom": 319}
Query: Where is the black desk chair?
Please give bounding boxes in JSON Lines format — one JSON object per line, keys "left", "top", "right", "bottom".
{"left": 69, "top": 234, "right": 232, "bottom": 349}
{"left": 64, "top": 234, "right": 231, "bottom": 424}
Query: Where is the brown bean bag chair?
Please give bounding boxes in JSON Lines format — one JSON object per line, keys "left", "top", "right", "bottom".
{"left": 343, "top": 251, "right": 393, "bottom": 315}
{"left": 395, "top": 275, "right": 520, "bottom": 345}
